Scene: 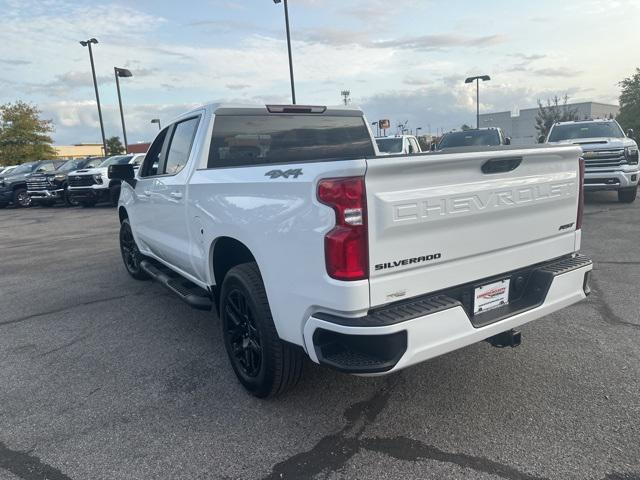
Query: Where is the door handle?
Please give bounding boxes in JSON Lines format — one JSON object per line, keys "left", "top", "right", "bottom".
{"left": 169, "top": 191, "right": 183, "bottom": 199}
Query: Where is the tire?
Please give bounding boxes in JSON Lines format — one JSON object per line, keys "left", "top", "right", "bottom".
{"left": 109, "top": 185, "right": 121, "bottom": 207}
{"left": 119, "top": 218, "right": 149, "bottom": 280}
{"left": 220, "top": 262, "right": 304, "bottom": 398}
{"left": 13, "top": 188, "right": 31, "bottom": 208}
{"left": 618, "top": 186, "right": 638, "bottom": 203}
{"left": 64, "top": 189, "right": 79, "bottom": 207}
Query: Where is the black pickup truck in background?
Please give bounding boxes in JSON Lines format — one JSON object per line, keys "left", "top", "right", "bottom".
{"left": 0, "top": 160, "right": 66, "bottom": 208}
{"left": 27, "top": 157, "right": 104, "bottom": 207}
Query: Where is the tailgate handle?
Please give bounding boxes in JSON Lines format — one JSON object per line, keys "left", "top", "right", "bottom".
{"left": 481, "top": 156, "right": 522, "bottom": 174}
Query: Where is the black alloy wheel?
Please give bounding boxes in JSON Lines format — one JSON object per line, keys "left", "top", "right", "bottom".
{"left": 14, "top": 189, "right": 31, "bottom": 208}
{"left": 119, "top": 219, "right": 149, "bottom": 280}
{"left": 220, "top": 262, "right": 303, "bottom": 398}
{"left": 224, "top": 289, "right": 263, "bottom": 378}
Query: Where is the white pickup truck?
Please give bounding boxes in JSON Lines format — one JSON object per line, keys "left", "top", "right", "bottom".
{"left": 112, "top": 103, "right": 593, "bottom": 398}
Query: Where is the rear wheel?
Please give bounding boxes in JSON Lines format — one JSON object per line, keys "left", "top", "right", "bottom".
{"left": 220, "top": 262, "right": 303, "bottom": 398}
{"left": 13, "top": 188, "right": 31, "bottom": 208}
{"left": 119, "top": 218, "right": 149, "bottom": 280}
{"left": 618, "top": 186, "right": 638, "bottom": 203}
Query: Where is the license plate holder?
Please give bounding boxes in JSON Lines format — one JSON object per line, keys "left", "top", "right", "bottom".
{"left": 474, "top": 278, "right": 510, "bottom": 315}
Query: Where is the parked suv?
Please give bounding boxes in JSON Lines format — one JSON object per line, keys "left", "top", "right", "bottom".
{"left": 27, "top": 157, "right": 104, "bottom": 207}
{"left": 112, "top": 103, "right": 592, "bottom": 398}
{"left": 67, "top": 154, "right": 145, "bottom": 207}
{"left": 436, "top": 127, "right": 511, "bottom": 151}
{"left": 544, "top": 119, "right": 638, "bottom": 203}
{"left": 0, "top": 160, "right": 65, "bottom": 208}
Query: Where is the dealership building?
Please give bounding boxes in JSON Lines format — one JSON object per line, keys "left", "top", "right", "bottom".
{"left": 479, "top": 102, "right": 619, "bottom": 145}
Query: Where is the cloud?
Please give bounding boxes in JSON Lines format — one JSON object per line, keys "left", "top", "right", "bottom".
{"left": 226, "top": 84, "right": 251, "bottom": 90}
{"left": 42, "top": 100, "right": 200, "bottom": 144}
{"left": 372, "top": 34, "right": 507, "bottom": 50}
{"left": 0, "top": 58, "right": 31, "bottom": 65}
{"left": 508, "top": 53, "right": 547, "bottom": 61}
{"left": 533, "top": 67, "right": 583, "bottom": 78}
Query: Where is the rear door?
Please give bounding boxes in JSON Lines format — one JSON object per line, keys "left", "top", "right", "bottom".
{"left": 365, "top": 146, "right": 582, "bottom": 307}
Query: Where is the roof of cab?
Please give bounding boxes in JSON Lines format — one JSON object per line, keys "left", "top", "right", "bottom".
{"left": 212, "top": 104, "right": 365, "bottom": 117}
{"left": 554, "top": 118, "right": 616, "bottom": 126}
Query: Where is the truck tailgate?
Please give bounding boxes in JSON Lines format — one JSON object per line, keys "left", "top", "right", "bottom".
{"left": 365, "top": 146, "right": 582, "bottom": 307}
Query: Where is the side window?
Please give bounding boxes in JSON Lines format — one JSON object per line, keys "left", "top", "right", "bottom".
{"left": 163, "top": 117, "right": 200, "bottom": 175}
{"left": 408, "top": 138, "right": 419, "bottom": 153}
{"left": 140, "top": 128, "right": 169, "bottom": 177}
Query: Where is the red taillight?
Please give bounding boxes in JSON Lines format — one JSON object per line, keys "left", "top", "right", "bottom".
{"left": 317, "top": 177, "right": 368, "bottom": 281}
{"left": 576, "top": 157, "right": 585, "bottom": 230}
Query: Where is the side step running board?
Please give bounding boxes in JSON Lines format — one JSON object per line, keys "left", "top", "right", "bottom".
{"left": 140, "top": 260, "right": 213, "bottom": 311}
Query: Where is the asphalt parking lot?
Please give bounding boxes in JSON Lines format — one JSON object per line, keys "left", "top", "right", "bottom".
{"left": 0, "top": 193, "right": 639, "bottom": 480}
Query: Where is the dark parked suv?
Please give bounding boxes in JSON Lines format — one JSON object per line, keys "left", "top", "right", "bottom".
{"left": 0, "top": 160, "right": 66, "bottom": 208}
{"left": 27, "top": 157, "right": 104, "bottom": 206}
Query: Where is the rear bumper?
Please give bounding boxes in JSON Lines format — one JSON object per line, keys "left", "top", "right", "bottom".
{"left": 303, "top": 255, "right": 593, "bottom": 374}
{"left": 584, "top": 167, "right": 639, "bottom": 191}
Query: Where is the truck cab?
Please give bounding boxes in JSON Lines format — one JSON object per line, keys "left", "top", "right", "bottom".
{"left": 544, "top": 119, "right": 638, "bottom": 203}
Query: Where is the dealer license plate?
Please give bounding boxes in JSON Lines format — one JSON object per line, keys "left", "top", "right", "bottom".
{"left": 474, "top": 279, "right": 510, "bottom": 314}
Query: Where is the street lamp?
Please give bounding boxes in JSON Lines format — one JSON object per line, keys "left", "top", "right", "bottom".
{"left": 151, "top": 118, "right": 161, "bottom": 130}
{"left": 416, "top": 127, "right": 422, "bottom": 136}
{"left": 273, "top": 0, "right": 296, "bottom": 104}
{"left": 79, "top": 38, "right": 107, "bottom": 156}
{"left": 114, "top": 67, "right": 132, "bottom": 152}
{"left": 465, "top": 75, "right": 491, "bottom": 129}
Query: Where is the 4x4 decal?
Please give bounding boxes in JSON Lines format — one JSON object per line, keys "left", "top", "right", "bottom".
{"left": 265, "top": 169, "right": 303, "bottom": 179}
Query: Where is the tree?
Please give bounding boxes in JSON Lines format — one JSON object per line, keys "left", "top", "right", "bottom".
{"left": 106, "top": 136, "right": 125, "bottom": 155}
{"left": 535, "top": 95, "right": 579, "bottom": 139}
{"left": 460, "top": 124, "right": 473, "bottom": 131}
{"left": 0, "top": 101, "right": 55, "bottom": 165}
{"left": 616, "top": 68, "right": 640, "bottom": 138}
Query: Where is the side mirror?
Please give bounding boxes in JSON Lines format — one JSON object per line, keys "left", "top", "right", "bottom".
{"left": 108, "top": 164, "right": 135, "bottom": 185}
{"left": 505, "top": 137, "right": 511, "bottom": 145}
{"left": 538, "top": 135, "right": 546, "bottom": 144}
{"left": 627, "top": 129, "right": 635, "bottom": 138}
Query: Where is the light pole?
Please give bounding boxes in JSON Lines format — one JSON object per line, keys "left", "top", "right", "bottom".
{"left": 114, "top": 67, "right": 132, "bottom": 152}
{"left": 80, "top": 38, "right": 107, "bottom": 156}
{"left": 465, "top": 75, "right": 491, "bottom": 129}
{"left": 151, "top": 119, "right": 161, "bottom": 131}
{"left": 273, "top": 0, "right": 296, "bottom": 104}
{"left": 416, "top": 127, "right": 422, "bottom": 136}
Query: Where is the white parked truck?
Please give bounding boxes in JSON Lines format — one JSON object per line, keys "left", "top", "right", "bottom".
{"left": 544, "top": 119, "right": 638, "bottom": 203}
{"left": 112, "top": 103, "right": 593, "bottom": 398}
{"left": 67, "top": 154, "right": 145, "bottom": 207}
{"left": 375, "top": 135, "right": 422, "bottom": 155}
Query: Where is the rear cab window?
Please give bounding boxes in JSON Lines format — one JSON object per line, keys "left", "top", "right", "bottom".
{"left": 208, "top": 113, "right": 374, "bottom": 168}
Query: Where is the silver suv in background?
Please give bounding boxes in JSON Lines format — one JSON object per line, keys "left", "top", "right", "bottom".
{"left": 544, "top": 119, "right": 638, "bottom": 203}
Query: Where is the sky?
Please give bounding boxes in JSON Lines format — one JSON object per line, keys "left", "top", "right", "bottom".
{"left": 0, "top": 0, "right": 638, "bottom": 145}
